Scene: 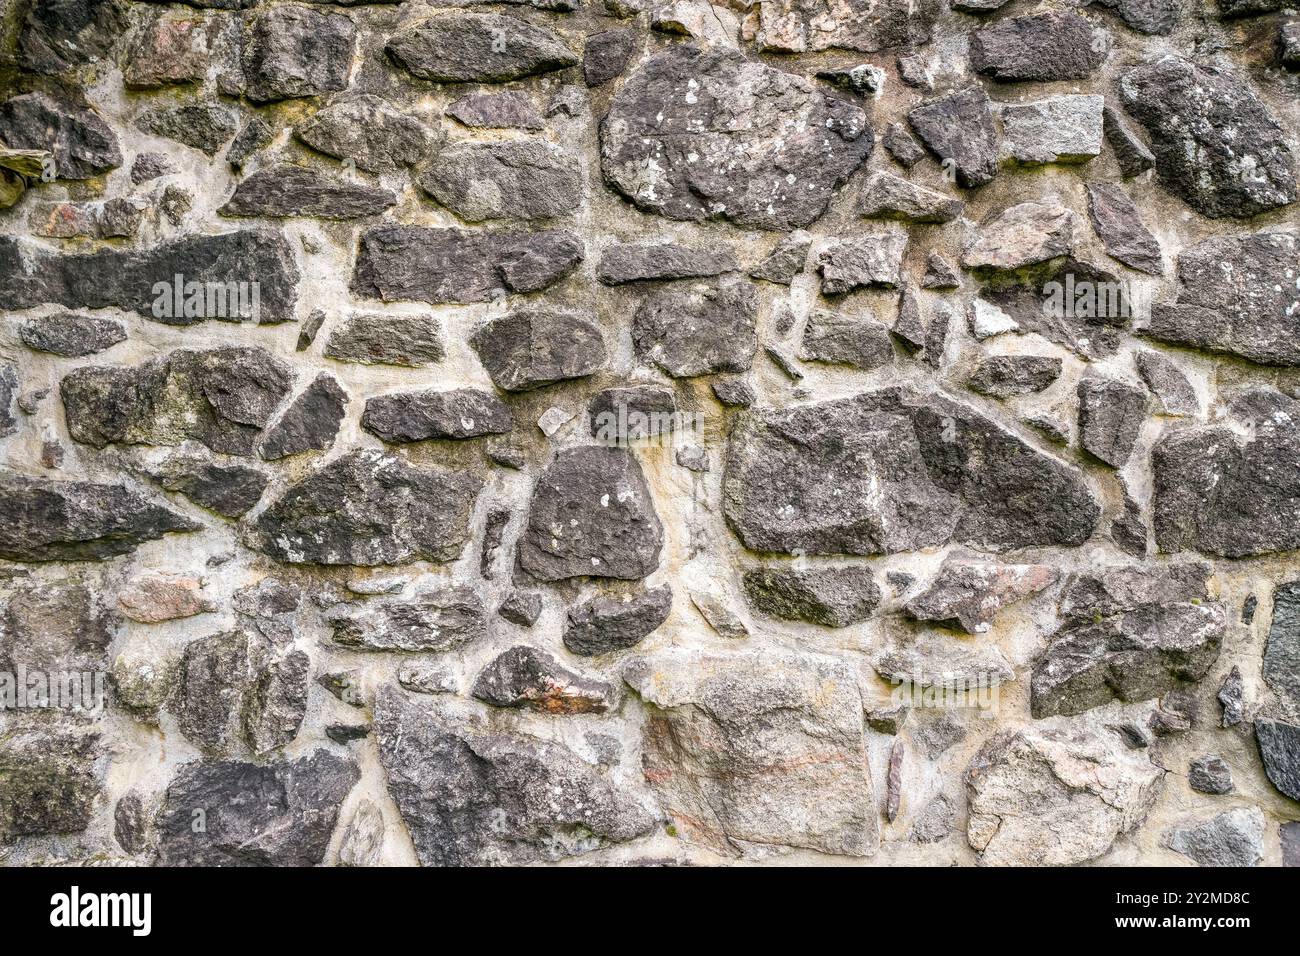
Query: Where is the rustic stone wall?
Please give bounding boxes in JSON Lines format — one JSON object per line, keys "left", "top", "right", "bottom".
{"left": 0, "top": 0, "right": 1298, "bottom": 867}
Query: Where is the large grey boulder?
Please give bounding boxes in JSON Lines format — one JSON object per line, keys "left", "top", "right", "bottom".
{"left": 970, "top": 12, "right": 1106, "bottom": 81}
{"left": 517, "top": 447, "right": 663, "bottom": 581}
{"left": 240, "top": 5, "right": 356, "bottom": 102}
{"left": 0, "top": 472, "right": 198, "bottom": 562}
{"left": 155, "top": 752, "right": 359, "bottom": 865}
{"left": 1119, "top": 56, "right": 1296, "bottom": 218}
{"left": 1165, "top": 808, "right": 1265, "bottom": 867}
{"left": 632, "top": 279, "right": 758, "bottom": 377}
{"left": 470, "top": 310, "right": 606, "bottom": 391}
{"left": 248, "top": 450, "right": 482, "bottom": 566}
{"left": 374, "top": 688, "right": 655, "bottom": 865}
{"left": 723, "top": 388, "right": 1098, "bottom": 556}
{"left": 600, "top": 44, "right": 873, "bottom": 230}
{"left": 296, "top": 95, "right": 438, "bottom": 173}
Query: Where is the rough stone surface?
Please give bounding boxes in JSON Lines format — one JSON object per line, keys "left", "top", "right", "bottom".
{"left": 741, "top": 566, "right": 880, "bottom": 627}
{"left": 907, "top": 87, "right": 999, "bottom": 188}
{"left": 419, "top": 141, "right": 580, "bottom": 222}
{"left": 155, "top": 752, "right": 359, "bottom": 865}
{"left": 248, "top": 450, "right": 482, "bottom": 566}
{"left": 353, "top": 225, "right": 582, "bottom": 306}
{"left": 374, "top": 688, "right": 655, "bottom": 865}
{"left": 362, "top": 388, "right": 511, "bottom": 443}
{"left": 625, "top": 648, "right": 879, "bottom": 857}
{"left": 632, "top": 280, "right": 758, "bottom": 377}
{"left": 1119, "top": 56, "right": 1296, "bottom": 218}
{"left": 970, "top": 12, "right": 1106, "bottom": 82}
{"left": 4, "top": 0, "right": 1300, "bottom": 871}
{"left": 518, "top": 447, "right": 663, "bottom": 581}
{"left": 564, "top": 586, "right": 672, "bottom": 655}
{"left": 1032, "top": 564, "right": 1225, "bottom": 718}
{"left": 1165, "top": 808, "right": 1265, "bottom": 867}
{"left": 723, "top": 388, "right": 1098, "bottom": 555}
{"left": 296, "top": 95, "right": 437, "bottom": 173}
{"left": 387, "top": 12, "right": 577, "bottom": 83}
{"left": 600, "top": 45, "right": 873, "bottom": 230}
{"left": 1147, "top": 232, "right": 1300, "bottom": 367}
{"left": 966, "top": 719, "right": 1164, "bottom": 866}
{"left": 471, "top": 310, "right": 606, "bottom": 391}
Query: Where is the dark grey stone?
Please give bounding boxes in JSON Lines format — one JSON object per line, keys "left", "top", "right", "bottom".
{"left": 221, "top": 165, "right": 396, "bottom": 219}
{"left": 1147, "top": 232, "right": 1300, "bottom": 367}
{"left": 329, "top": 587, "right": 486, "bottom": 652}
{"left": 61, "top": 347, "right": 294, "bottom": 456}
{"left": 564, "top": 586, "right": 672, "bottom": 656}
{"left": 0, "top": 92, "right": 121, "bottom": 179}
{"left": 1257, "top": 720, "right": 1300, "bottom": 801}
{"left": 0, "top": 229, "right": 298, "bottom": 324}
{"left": 598, "top": 243, "right": 737, "bottom": 285}
{"left": 750, "top": 232, "right": 811, "bottom": 285}
{"left": 1102, "top": 105, "right": 1155, "bottom": 178}
{"left": 19, "top": 0, "right": 128, "bottom": 74}
{"left": 472, "top": 645, "right": 617, "bottom": 713}
{"left": 227, "top": 118, "right": 274, "bottom": 168}
{"left": 241, "top": 5, "right": 357, "bottom": 103}
{"left": 445, "top": 90, "right": 543, "bottom": 130}
{"left": 296, "top": 95, "right": 438, "bottom": 173}
{"left": 1135, "top": 350, "right": 1198, "bottom": 416}
{"left": 0, "top": 728, "right": 101, "bottom": 839}
{"left": 1153, "top": 393, "right": 1300, "bottom": 557}
{"left": 518, "top": 447, "right": 663, "bottom": 581}
{"left": 362, "top": 388, "right": 512, "bottom": 442}
{"left": 259, "top": 374, "right": 348, "bottom": 460}
{"left": 584, "top": 29, "right": 636, "bottom": 87}
{"left": 20, "top": 314, "right": 126, "bottom": 357}
{"left": 499, "top": 591, "right": 544, "bottom": 628}
{"left": 324, "top": 314, "right": 445, "bottom": 367}
{"left": 471, "top": 310, "right": 605, "bottom": 391}
{"left": 970, "top": 12, "right": 1106, "bottom": 81}
{"left": 724, "top": 388, "right": 1099, "bottom": 555}
{"left": 155, "top": 752, "right": 359, "bottom": 865}
{"left": 858, "top": 172, "right": 963, "bottom": 223}
{"left": 418, "top": 141, "right": 580, "bottom": 222}
{"left": 1119, "top": 56, "right": 1296, "bottom": 218}
{"left": 1086, "top": 183, "right": 1163, "bottom": 275}
{"left": 881, "top": 122, "right": 927, "bottom": 168}
{"left": 742, "top": 566, "right": 880, "bottom": 627}
{"left": 632, "top": 279, "right": 757, "bottom": 377}
{"left": 1165, "top": 808, "right": 1264, "bottom": 867}
{"left": 1032, "top": 565, "right": 1224, "bottom": 718}
{"left": 387, "top": 12, "right": 576, "bottom": 83}
{"left": 137, "top": 103, "right": 237, "bottom": 156}
{"left": 600, "top": 44, "right": 873, "bottom": 230}
{"left": 146, "top": 456, "right": 269, "bottom": 518}
{"left": 907, "top": 87, "right": 999, "bottom": 188}
{"left": 967, "top": 356, "right": 1061, "bottom": 398}
{"left": 1264, "top": 580, "right": 1300, "bottom": 712}
{"left": 0, "top": 471, "right": 197, "bottom": 561}
{"left": 1189, "top": 755, "right": 1233, "bottom": 794}
{"left": 800, "top": 310, "right": 895, "bottom": 370}
{"left": 352, "top": 225, "right": 582, "bottom": 305}
{"left": 248, "top": 449, "right": 483, "bottom": 566}
{"left": 1078, "top": 377, "right": 1148, "bottom": 468}
{"left": 373, "top": 688, "right": 655, "bottom": 865}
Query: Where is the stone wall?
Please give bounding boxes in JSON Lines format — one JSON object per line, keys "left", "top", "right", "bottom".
{"left": 0, "top": 0, "right": 1298, "bottom": 867}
